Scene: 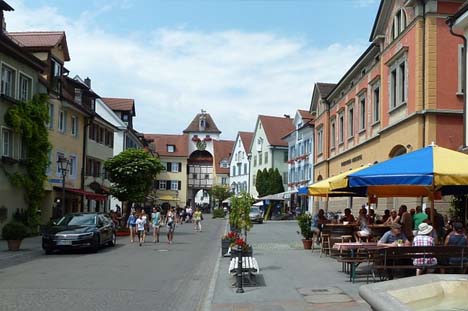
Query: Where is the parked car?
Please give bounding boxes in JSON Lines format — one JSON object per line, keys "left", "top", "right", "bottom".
{"left": 42, "top": 213, "right": 116, "bottom": 254}
{"left": 249, "top": 207, "right": 264, "bottom": 224}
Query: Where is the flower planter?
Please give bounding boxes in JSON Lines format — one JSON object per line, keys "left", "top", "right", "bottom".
{"left": 7, "top": 240, "right": 22, "bottom": 251}
{"left": 221, "top": 239, "right": 231, "bottom": 257}
{"left": 230, "top": 246, "right": 253, "bottom": 258}
{"left": 302, "top": 239, "right": 313, "bottom": 250}
{"left": 116, "top": 229, "right": 130, "bottom": 237}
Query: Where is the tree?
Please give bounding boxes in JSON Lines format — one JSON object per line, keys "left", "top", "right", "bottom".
{"left": 229, "top": 192, "right": 254, "bottom": 242}
{"left": 271, "top": 168, "right": 285, "bottom": 194}
{"left": 104, "top": 149, "right": 164, "bottom": 210}
{"left": 209, "top": 185, "right": 232, "bottom": 208}
{"left": 255, "top": 168, "right": 284, "bottom": 197}
{"left": 255, "top": 169, "right": 266, "bottom": 197}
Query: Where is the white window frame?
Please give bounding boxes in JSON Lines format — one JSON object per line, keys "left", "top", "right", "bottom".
{"left": 372, "top": 82, "right": 380, "bottom": 123}
{"left": 1, "top": 63, "right": 16, "bottom": 98}
{"left": 18, "top": 72, "right": 32, "bottom": 102}
{"left": 2, "top": 127, "right": 13, "bottom": 157}
{"left": 69, "top": 154, "right": 77, "bottom": 179}
{"left": 167, "top": 145, "right": 175, "bottom": 153}
{"left": 338, "top": 112, "right": 344, "bottom": 144}
{"left": 359, "top": 94, "right": 366, "bottom": 130}
{"left": 159, "top": 180, "right": 166, "bottom": 190}
{"left": 171, "top": 162, "right": 179, "bottom": 173}
{"left": 389, "top": 54, "right": 408, "bottom": 110}
{"left": 458, "top": 44, "right": 465, "bottom": 95}
{"left": 58, "top": 110, "right": 66, "bottom": 133}
{"left": 347, "top": 104, "right": 354, "bottom": 138}
{"left": 317, "top": 126, "right": 323, "bottom": 155}
{"left": 171, "top": 180, "right": 178, "bottom": 190}
{"left": 71, "top": 115, "right": 78, "bottom": 137}
{"left": 330, "top": 119, "right": 336, "bottom": 149}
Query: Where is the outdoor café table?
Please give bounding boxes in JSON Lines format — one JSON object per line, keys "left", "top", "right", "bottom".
{"left": 323, "top": 224, "right": 356, "bottom": 237}
{"left": 332, "top": 242, "right": 386, "bottom": 283}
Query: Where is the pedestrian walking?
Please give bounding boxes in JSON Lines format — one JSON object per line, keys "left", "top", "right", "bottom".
{"left": 135, "top": 214, "right": 146, "bottom": 246}
{"left": 193, "top": 207, "right": 202, "bottom": 232}
{"left": 152, "top": 207, "right": 161, "bottom": 243}
{"left": 166, "top": 207, "right": 175, "bottom": 244}
{"left": 141, "top": 209, "right": 148, "bottom": 242}
{"left": 127, "top": 210, "right": 137, "bottom": 243}
{"left": 187, "top": 206, "right": 193, "bottom": 223}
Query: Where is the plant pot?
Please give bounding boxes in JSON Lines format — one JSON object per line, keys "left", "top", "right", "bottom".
{"left": 221, "top": 239, "right": 231, "bottom": 257}
{"left": 230, "top": 246, "right": 253, "bottom": 258}
{"left": 302, "top": 239, "right": 313, "bottom": 250}
{"left": 7, "top": 240, "right": 22, "bottom": 251}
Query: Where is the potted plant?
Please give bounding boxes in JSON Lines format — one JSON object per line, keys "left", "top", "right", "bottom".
{"left": 221, "top": 231, "right": 238, "bottom": 257}
{"left": 230, "top": 237, "right": 252, "bottom": 258}
{"left": 297, "top": 213, "right": 313, "bottom": 249}
{"left": 2, "top": 222, "right": 30, "bottom": 251}
{"left": 229, "top": 192, "right": 254, "bottom": 241}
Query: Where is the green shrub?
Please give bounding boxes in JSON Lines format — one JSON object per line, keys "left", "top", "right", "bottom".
{"left": 2, "top": 222, "right": 30, "bottom": 240}
{"left": 212, "top": 208, "right": 225, "bottom": 219}
{"left": 297, "top": 214, "right": 312, "bottom": 240}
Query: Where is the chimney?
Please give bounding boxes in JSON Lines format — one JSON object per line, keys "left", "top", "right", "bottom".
{"left": 84, "top": 77, "right": 91, "bottom": 88}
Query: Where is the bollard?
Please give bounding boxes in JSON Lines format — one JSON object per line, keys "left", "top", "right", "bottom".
{"left": 236, "top": 246, "right": 244, "bottom": 293}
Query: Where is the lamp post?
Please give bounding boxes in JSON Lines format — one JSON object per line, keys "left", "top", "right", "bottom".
{"left": 57, "top": 157, "right": 71, "bottom": 218}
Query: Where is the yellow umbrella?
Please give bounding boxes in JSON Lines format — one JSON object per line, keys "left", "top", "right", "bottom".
{"left": 308, "top": 165, "right": 369, "bottom": 196}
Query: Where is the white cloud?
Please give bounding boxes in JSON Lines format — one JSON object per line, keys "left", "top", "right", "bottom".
{"left": 5, "top": 0, "right": 367, "bottom": 139}
{"left": 351, "top": 0, "right": 379, "bottom": 8}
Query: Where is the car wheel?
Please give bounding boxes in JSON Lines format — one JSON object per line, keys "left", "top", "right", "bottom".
{"left": 109, "top": 232, "right": 116, "bottom": 247}
{"left": 91, "top": 235, "right": 100, "bottom": 253}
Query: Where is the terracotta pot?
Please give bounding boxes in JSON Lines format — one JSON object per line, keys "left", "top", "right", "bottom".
{"left": 302, "top": 239, "right": 313, "bottom": 250}
{"left": 7, "top": 240, "right": 22, "bottom": 251}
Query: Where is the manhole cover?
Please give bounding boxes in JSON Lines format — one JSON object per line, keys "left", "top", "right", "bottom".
{"left": 298, "top": 287, "right": 343, "bottom": 296}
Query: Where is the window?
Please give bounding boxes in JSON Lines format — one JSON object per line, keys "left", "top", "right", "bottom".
{"left": 338, "top": 113, "right": 344, "bottom": 143}
{"left": 373, "top": 85, "right": 380, "bottom": 122}
{"left": 159, "top": 180, "right": 166, "bottom": 190}
{"left": 122, "top": 114, "right": 129, "bottom": 122}
{"left": 392, "top": 9, "right": 407, "bottom": 40}
{"left": 58, "top": 110, "right": 66, "bottom": 133}
{"left": 48, "top": 104, "right": 54, "bottom": 129}
{"left": 19, "top": 74, "right": 32, "bottom": 101}
{"left": 233, "top": 166, "right": 236, "bottom": 176}
{"left": 46, "top": 150, "right": 52, "bottom": 175}
{"left": 283, "top": 151, "right": 288, "bottom": 162}
{"left": 359, "top": 95, "right": 366, "bottom": 130}
{"left": 51, "top": 59, "right": 62, "bottom": 93}
{"left": 389, "top": 56, "right": 407, "bottom": 109}
{"left": 244, "top": 163, "right": 247, "bottom": 175}
{"left": 171, "top": 180, "right": 178, "bottom": 190}
{"left": 258, "top": 151, "right": 263, "bottom": 165}
{"left": 264, "top": 151, "right": 268, "bottom": 164}
{"left": 253, "top": 155, "right": 257, "bottom": 167}
{"left": 71, "top": 116, "right": 78, "bottom": 137}
{"left": 317, "top": 127, "right": 323, "bottom": 155}
{"left": 69, "top": 155, "right": 77, "bottom": 179}
{"left": 458, "top": 44, "right": 465, "bottom": 94}
{"left": 348, "top": 106, "right": 354, "bottom": 137}
{"left": 330, "top": 120, "right": 336, "bottom": 148}
{"left": 167, "top": 145, "right": 175, "bottom": 153}
{"left": 56, "top": 152, "right": 65, "bottom": 176}
{"left": 74, "top": 88, "right": 82, "bottom": 105}
{"left": 172, "top": 162, "right": 180, "bottom": 173}
{"left": 1, "top": 65, "right": 15, "bottom": 97}
{"left": 2, "top": 128, "right": 12, "bottom": 157}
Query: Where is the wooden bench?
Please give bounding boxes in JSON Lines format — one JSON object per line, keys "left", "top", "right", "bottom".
{"left": 229, "top": 256, "right": 259, "bottom": 286}
{"left": 370, "top": 246, "right": 468, "bottom": 281}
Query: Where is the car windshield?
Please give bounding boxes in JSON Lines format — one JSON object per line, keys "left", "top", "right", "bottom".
{"left": 250, "top": 207, "right": 260, "bottom": 214}
{"left": 56, "top": 214, "right": 96, "bottom": 226}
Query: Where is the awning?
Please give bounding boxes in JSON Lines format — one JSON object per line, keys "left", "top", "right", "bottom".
{"left": 253, "top": 201, "right": 263, "bottom": 206}
{"left": 53, "top": 186, "right": 107, "bottom": 202}
{"left": 283, "top": 189, "right": 298, "bottom": 199}
{"left": 309, "top": 166, "right": 370, "bottom": 197}
{"left": 257, "top": 192, "right": 286, "bottom": 201}
{"left": 297, "top": 186, "right": 309, "bottom": 196}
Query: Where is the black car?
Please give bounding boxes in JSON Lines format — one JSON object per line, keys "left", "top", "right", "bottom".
{"left": 42, "top": 213, "right": 116, "bottom": 254}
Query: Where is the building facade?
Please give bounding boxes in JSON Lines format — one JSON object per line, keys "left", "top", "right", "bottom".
{"left": 229, "top": 131, "right": 253, "bottom": 195}
{"left": 0, "top": 1, "right": 46, "bottom": 231}
{"left": 249, "top": 115, "right": 294, "bottom": 198}
{"left": 283, "top": 110, "right": 314, "bottom": 213}
{"left": 311, "top": 0, "right": 465, "bottom": 211}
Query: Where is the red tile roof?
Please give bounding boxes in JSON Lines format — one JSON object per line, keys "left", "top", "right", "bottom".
{"left": 316, "top": 82, "right": 336, "bottom": 98}
{"left": 213, "top": 140, "right": 235, "bottom": 174}
{"left": 101, "top": 97, "right": 135, "bottom": 115}
{"left": 183, "top": 113, "right": 221, "bottom": 134}
{"left": 258, "top": 115, "right": 294, "bottom": 147}
{"left": 238, "top": 132, "right": 254, "bottom": 151}
{"left": 144, "top": 134, "right": 188, "bottom": 157}
{"left": 7, "top": 31, "right": 70, "bottom": 61}
{"left": 298, "top": 109, "right": 314, "bottom": 120}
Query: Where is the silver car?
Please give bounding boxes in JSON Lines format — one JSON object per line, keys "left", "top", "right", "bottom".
{"left": 249, "top": 207, "right": 264, "bottom": 224}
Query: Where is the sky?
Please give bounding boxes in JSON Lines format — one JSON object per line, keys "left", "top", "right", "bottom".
{"left": 5, "top": 0, "right": 380, "bottom": 140}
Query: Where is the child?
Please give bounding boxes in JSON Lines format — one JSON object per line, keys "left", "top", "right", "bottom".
{"left": 135, "top": 214, "right": 146, "bottom": 246}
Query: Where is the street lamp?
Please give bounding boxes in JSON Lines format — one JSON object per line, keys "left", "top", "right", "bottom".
{"left": 57, "top": 157, "right": 71, "bottom": 218}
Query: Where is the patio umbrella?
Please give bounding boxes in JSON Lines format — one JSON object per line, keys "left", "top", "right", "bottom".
{"left": 339, "top": 144, "right": 468, "bottom": 223}
{"left": 308, "top": 166, "right": 369, "bottom": 197}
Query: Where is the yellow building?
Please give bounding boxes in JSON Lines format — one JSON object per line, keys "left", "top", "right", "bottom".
{"left": 8, "top": 31, "right": 94, "bottom": 221}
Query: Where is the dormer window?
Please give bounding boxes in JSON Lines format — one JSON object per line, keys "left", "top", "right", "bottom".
{"left": 167, "top": 145, "right": 175, "bottom": 153}
{"left": 122, "top": 114, "right": 129, "bottom": 122}
{"left": 51, "top": 58, "right": 62, "bottom": 93}
{"left": 391, "top": 9, "right": 407, "bottom": 40}
{"left": 74, "top": 88, "right": 82, "bottom": 105}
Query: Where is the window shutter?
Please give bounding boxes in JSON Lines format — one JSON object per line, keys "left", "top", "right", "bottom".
{"left": 155, "top": 180, "right": 159, "bottom": 189}
{"left": 166, "top": 180, "right": 171, "bottom": 190}
{"left": 64, "top": 111, "right": 68, "bottom": 133}
{"left": 167, "top": 162, "right": 172, "bottom": 172}
{"left": 178, "top": 181, "right": 181, "bottom": 190}
{"left": 178, "top": 163, "right": 182, "bottom": 172}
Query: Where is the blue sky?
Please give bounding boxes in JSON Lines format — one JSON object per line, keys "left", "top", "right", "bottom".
{"left": 8, "top": 0, "right": 380, "bottom": 139}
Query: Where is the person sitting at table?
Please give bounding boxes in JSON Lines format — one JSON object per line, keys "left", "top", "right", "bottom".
{"left": 311, "top": 209, "right": 329, "bottom": 244}
{"left": 412, "top": 223, "right": 437, "bottom": 276}
{"left": 380, "top": 209, "right": 391, "bottom": 224}
{"left": 356, "top": 208, "right": 371, "bottom": 241}
{"left": 413, "top": 205, "right": 428, "bottom": 232}
{"left": 378, "top": 223, "right": 410, "bottom": 246}
{"left": 367, "top": 208, "right": 376, "bottom": 225}
{"left": 340, "top": 208, "right": 355, "bottom": 224}
{"left": 384, "top": 209, "right": 399, "bottom": 225}
{"left": 398, "top": 205, "right": 414, "bottom": 242}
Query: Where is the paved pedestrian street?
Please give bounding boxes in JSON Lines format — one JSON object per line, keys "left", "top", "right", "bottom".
{"left": 0, "top": 218, "right": 226, "bottom": 311}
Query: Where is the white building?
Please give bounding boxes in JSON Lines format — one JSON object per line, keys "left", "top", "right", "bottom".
{"left": 96, "top": 97, "right": 143, "bottom": 210}
{"left": 229, "top": 131, "right": 254, "bottom": 195}
{"left": 282, "top": 110, "right": 314, "bottom": 213}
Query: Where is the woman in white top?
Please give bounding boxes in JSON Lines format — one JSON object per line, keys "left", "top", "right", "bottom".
{"left": 166, "top": 208, "right": 175, "bottom": 244}
{"left": 151, "top": 207, "right": 161, "bottom": 243}
{"left": 141, "top": 210, "right": 148, "bottom": 243}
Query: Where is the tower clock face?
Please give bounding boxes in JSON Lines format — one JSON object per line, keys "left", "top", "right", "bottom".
{"left": 196, "top": 140, "right": 207, "bottom": 151}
